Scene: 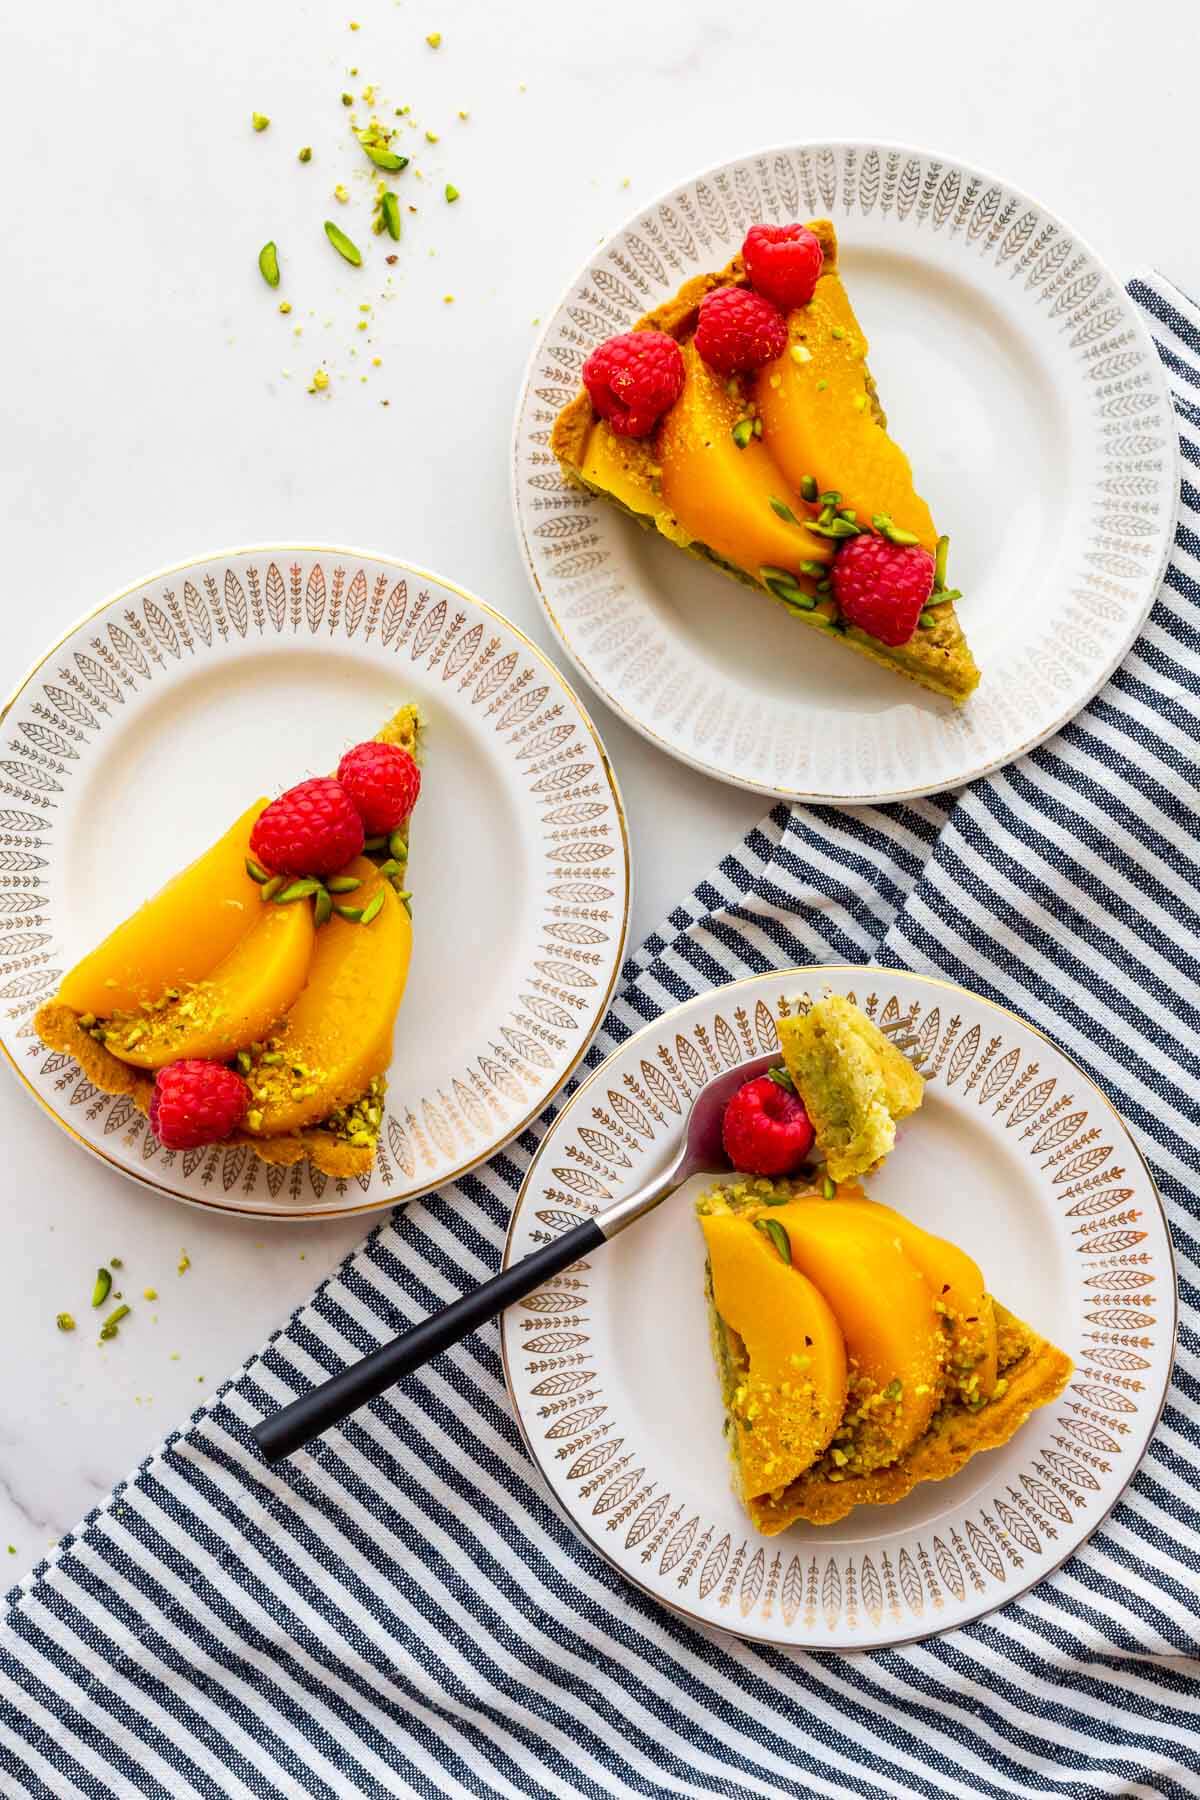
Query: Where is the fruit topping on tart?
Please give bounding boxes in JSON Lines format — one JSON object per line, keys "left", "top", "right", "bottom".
{"left": 552, "top": 219, "right": 979, "bottom": 704}
{"left": 33, "top": 705, "right": 422, "bottom": 1179}
{"left": 697, "top": 1176, "right": 1072, "bottom": 1532}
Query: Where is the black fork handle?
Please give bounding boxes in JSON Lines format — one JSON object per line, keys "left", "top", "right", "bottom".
{"left": 252, "top": 1217, "right": 604, "bottom": 1464}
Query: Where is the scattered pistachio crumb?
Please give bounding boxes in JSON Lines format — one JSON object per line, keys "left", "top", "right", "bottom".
{"left": 443, "top": 293, "right": 454, "bottom": 303}
{"left": 444, "top": 183, "right": 459, "bottom": 202}
{"left": 298, "top": 146, "right": 313, "bottom": 162}
{"left": 425, "top": 129, "right": 439, "bottom": 143}
{"left": 110, "top": 1257, "right": 123, "bottom": 1269}
{"left": 279, "top": 301, "right": 292, "bottom": 315}
{"left": 56, "top": 1312, "right": 75, "bottom": 1333}
{"left": 341, "top": 92, "right": 354, "bottom": 106}
{"left": 790, "top": 344, "right": 812, "bottom": 364}
{"left": 371, "top": 356, "right": 381, "bottom": 366}
{"left": 426, "top": 31, "right": 442, "bottom": 46}
{"left": 197, "top": 1376, "right": 205, "bottom": 1384}
{"left": 816, "top": 379, "right": 828, "bottom": 391}
{"left": 334, "top": 183, "right": 350, "bottom": 204}
{"left": 170, "top": 1353, "right": 181, "bottom": 1361}
{"left": 177, "top": 1251, "right": 191, "bottom": 1275}
{"left": 349, "top": 18, "right": 360, "bottom": 27}
{"left": 457, "top": 109, "right": 468, "bottom": 120}
{"left": 309, "top": 368, "right": 330, "bottom": 393}
{"left": 142, "top": 1287, "right": 157, "bottom": 1302}
{"left": 6, "top": 1546, "right": 14, "bottom": 1555}
{"left": 831, "top": 325, "right": 845, "bottom": 340}
{"left": 252, "top": 113, "right": 270, "bottom": 132}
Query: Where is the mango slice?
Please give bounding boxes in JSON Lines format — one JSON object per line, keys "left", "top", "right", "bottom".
{"left": 766, "top": 1200, "right": 942, "bottom": 1473}
{"left": 657, "top": 342, "right": 833, "bottom": 585}
{"left": 753, "top": 272, "right": 938, "bottom": 551}
{"left": 59, "top": 800, "right": 268, "bottom": 1017}
{"left": 103, "top": 895, "right": 315, "bottom": 1070}
{"left": 247, "top": 858, "right": 412, "bottom": 1135}
{"left": 702, "top": 1212, "right": 847, "bottom": 1499}
{"left": 829, "top": 1193, "right": 998, "bottom": 1401}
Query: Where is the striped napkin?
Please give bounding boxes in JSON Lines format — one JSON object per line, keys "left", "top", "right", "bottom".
{"left": 1, "top": 273, "right": 1197, "bottom": 1800}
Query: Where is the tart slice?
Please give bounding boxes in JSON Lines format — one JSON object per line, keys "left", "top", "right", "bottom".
{"left": 33, "top": 706, "right": 422, "bottom": 1179}
{"left": 698, "top": 1176, "right": 1071, "bottom": 1532}
{"left": 552, "top": 219, "right": 979, "bottom": 703}
{"left": 776, "top": 994, "right": 924, "bottom": 1181}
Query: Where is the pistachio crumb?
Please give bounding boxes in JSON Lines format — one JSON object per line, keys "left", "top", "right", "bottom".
{"left": 298, "top": 146, "right": 313, "bottom": 162}
{"left": 457, "top": 109, "right": 469, "bottom": 120}
{"left": 789, "top": 344, "right": 812, "bottom": 364}
{"left": 334, "top": 184, "right": 350, "bottom": 204}
{"left": 142, "top": 1288, "right": 157, "bottom": 1302}
{"left": 426, "top": 31, "right": 442, "bottom": 46}
{"left": 56, "top": 1312, "right": 76, "bottom": 1332}
{"left": 177, "top": 1251, "right": 191, "bottom": 1275}
{"left": 279, "top": 300, "right": 292, "bottom": 315}
{"left": 251, "top": 113, "right": 270, "bottom": 132}
{"left": 425, "top": 129, "right": 439, "bottom": 143}
{"left": 443, "top": 293, "right": 454, "bottom": 303}
{"left": 444, "top": 182, "right": 459, "bottom": 202}
{"left": 309, "top": 368, "right": 330, "bottom": 393}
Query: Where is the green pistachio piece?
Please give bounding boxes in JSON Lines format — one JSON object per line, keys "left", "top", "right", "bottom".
{"left": 754, "top": 1218, "right": 792, "bottom": 1264}
{"left": 805, "top": 518, "right": 861, "bottom": 539}
{"left": 359, "top": 889, "right": 385, "bottom": 925}
{"left": 251, "top": 113, "right": 270, "bottom": 132}
{"left": 260, "top": 876, "right": 284, "bottom": 902}
{"left": 934, "top": 534, "right": 950, "bottom": 589}
{"left": 326, "top": 875, "right": 362, "bottom": 893}
{"left": 800, "top": 474, "right": 818, "bottom": 502}
{"left": 91, "top": 1268, "right": 112, "bottom": 1309}
{"left": 769, "top": 496, "right": 798, "bottom": 523}
{"left": 822, "top": 1175, "right": 836, "bottom": 1199}
{"left": 245, "top": 857, "right": 270, "bottom": 883}
{"left": 324, "top": 220, "right": 363, "bottom": 266}
{"left": 444, "top": 183, "right": 460, "bottom": 202}
{"left": 258, "top": 242, "right": 281, "bottom": 288}
{"left": 56, "top": 1312, "right": 76, "bottom": 1332}
{"left": 333, "top": 902, "right": 364, "bottom": 922}
{"left": 362, "top": 144, "right": 409, "bottom": 171}
{"left": 731, "top": 418, "right": 753, "bottom": 450}
{"left": 313, "top": 887, "right": 333, "bottom": 927}
{"left": 273, "top": 878, "right": 322, "bottom": 904}
{"left": 381, "top": 191, "right": 402, "bottom": 240}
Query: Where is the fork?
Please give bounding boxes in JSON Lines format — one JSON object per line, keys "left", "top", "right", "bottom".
{"left": 252, "top": 1022, "right": 921, "bottom": 1463}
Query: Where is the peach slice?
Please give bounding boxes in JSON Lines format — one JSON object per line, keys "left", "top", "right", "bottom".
{"left": 656, "top": 341, "right": 833, "bottom": 585}
{"left": 766, "top": 1200, "right": 942, "bottom": 1470}
{"left": 753, "top": 271, "right": 938, "bottom": 552}
{"left": 247, "top": 858, "right": 412, "bottom": 1135}
{"left": 103, "top": 895, "right": 315, "bottom": 1070}
{"left": 702, "top": 1211, "right": 847, "bottom": 1498}
{"left": 829, "top": 1193, "right": 998, "bottom": 1401}
{"left": 59, "top": 800, "right": 268, "bottom": 1017}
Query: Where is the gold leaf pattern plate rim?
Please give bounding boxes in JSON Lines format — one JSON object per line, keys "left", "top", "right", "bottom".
{"left": 0, "top": 545, "right": 631, "bottom": 1221}
{"left": 500, "top": 967, "right": 1175, "bottom": 1651}
{"left": 510, "top": 140, "right": 1179, "bottom": 804}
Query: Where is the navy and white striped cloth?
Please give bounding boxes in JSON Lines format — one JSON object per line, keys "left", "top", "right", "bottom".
{"left": 1, "top": 272, "right": 1197, "bottom": 1800}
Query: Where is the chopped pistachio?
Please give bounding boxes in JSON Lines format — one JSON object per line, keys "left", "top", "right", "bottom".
{"left": 324, "top": 219, "right": 362, "bottom": 265}
{"left": 99, "top": 1303, "right": 130, "bottom": 1341}
{"left": 177, "top": 1251, "right": 191, "bottom": 1275}
{"left": 56, "top": 1312, "right": 76, "bottom": 1333}
{"left": 790, "top": 344, "right": 812, "bottom": 365}
{"left": 298, "top": 146, "right": 313, "bottom": 162}
{"left": 425, "top": 129, "right": 439, "bottom": 143}
{"left": 426, "top": 30, "right": 442, "bottom": 46}
{"left": 91, "top": 1267, "right": 112, "bottom": 1309}
{"left": 251, "top": 113, "right": 270, "bottom": 132}
{"left": 333, "top": 183, "right": 350, "bottom": 204}
{"left": 142, "top": 1287, "right": 157, "bottom": 1302}
{"left": 341, "top": 92, "right": 354, "bottom": 106}
{"left": 444, "top": 183, "right": 459, "bottom": 202}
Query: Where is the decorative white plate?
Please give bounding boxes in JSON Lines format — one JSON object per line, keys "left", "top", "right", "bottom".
{"left": 0, "top": 548, "right": 630, "bottom": 1220}
{"left": 512, "top": 143, "right": 1178, "bottom": 804}
{"left": 501, "top": 969, "right": 1174, "bottom": 1649}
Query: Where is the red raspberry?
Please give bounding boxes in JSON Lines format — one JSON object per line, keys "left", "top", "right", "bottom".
{"left": 582, "top": 329, "right": 684, "bottom": 437}
{"left": 722, "top": 1074, "right": 815, "bottom": 1177}
{"left": 250, "top": 776, "right": 365, "bottom": 877}
{"left": 694, "top": 285, "right": 787, "bottom": 376}
{"left": 830, "top": 534, "right": 935, "bottom": 646}
{"left": 150, "top": 1059, "right": 247, "bottom": 1150}
{"left": 742, "top": 224, "right": 824, "bottom": 310}
{"left": 337, "top": 741, "right": 422, "bottom": 834}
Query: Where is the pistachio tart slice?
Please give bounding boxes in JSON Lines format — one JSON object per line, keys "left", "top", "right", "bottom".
{"left": 552, "top": 219, "right": 979, "bottom": 703}
{"left": 698, "top": 1176, "right": 1071, "bottom": 1533}
{"left": 33, "top": 705, "right": 421, "bottom": 1179}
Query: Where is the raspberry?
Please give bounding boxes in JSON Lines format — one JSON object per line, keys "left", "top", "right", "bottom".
{"left": 742, "top": 224, "right": 824, "bottom": 310}
{"left": 830, "top": 534, "right": 935, "bottom": 646}
{"left": 582, "top": 329, "right": 684, "bottom": 438}
{"left": 694, "top": 285, "right": 787, "bottom": 376}
{"left": 722, "top": 1074, "right": 814, "bottom": 1177}
{"left": 150, "top": 1059, "right": 247, "bottom": 1150}
{"left": 337, "top": 741, "right": 422, "bottom": 834}
{"left": 250, "top": 776, "right": 365, "bottom": 877}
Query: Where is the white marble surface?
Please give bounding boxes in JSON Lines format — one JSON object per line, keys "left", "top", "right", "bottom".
{"left": 0, "top": 0, "right": 1195, "bottom": 1571}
